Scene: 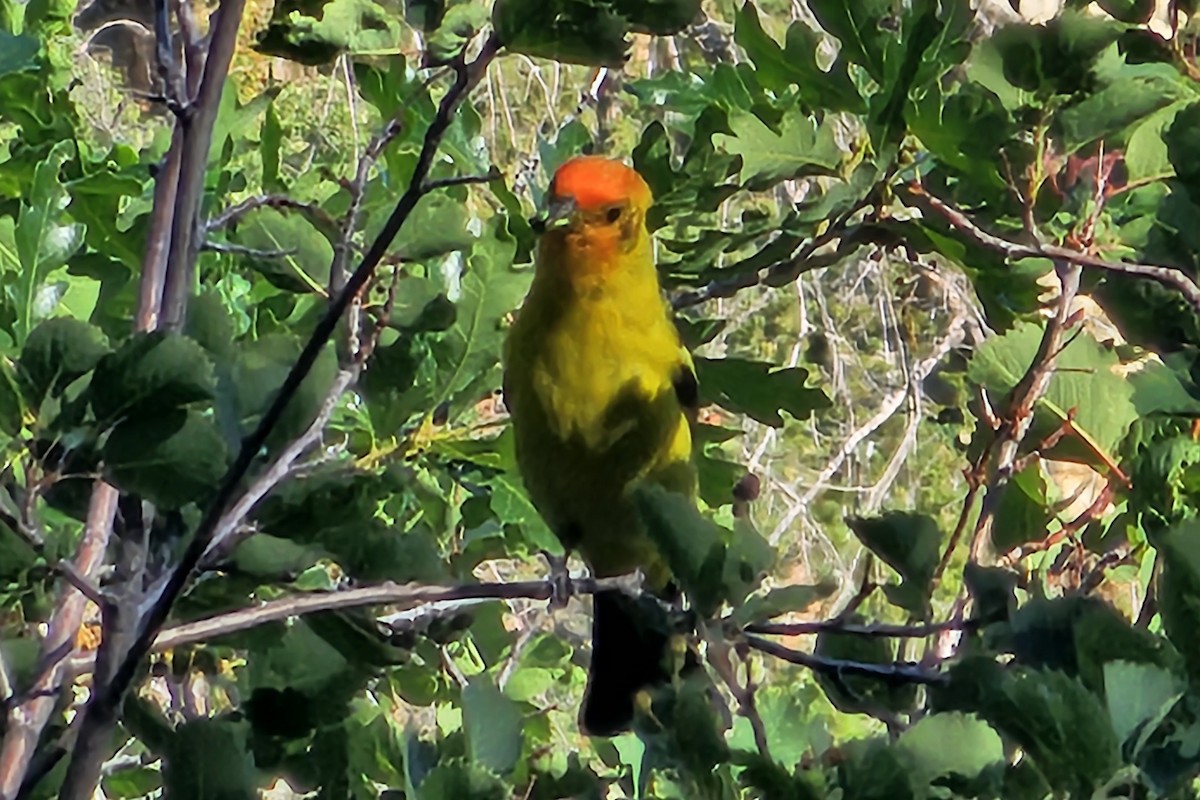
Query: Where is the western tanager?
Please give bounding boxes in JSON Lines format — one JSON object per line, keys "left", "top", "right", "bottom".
{"left": 502, "top": 155, "right": 698, "bottom": 736}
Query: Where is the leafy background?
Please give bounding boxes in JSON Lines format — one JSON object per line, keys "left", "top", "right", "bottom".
{"left": 6, "top": 0, "right": 1200, "bottom": 798}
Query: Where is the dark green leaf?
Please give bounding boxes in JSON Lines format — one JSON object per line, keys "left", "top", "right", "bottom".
{"left": 228, "top": 207, "right": 333, "bottom": 293}
{"left": 89, "top": 331, "right": 216, "bottom": 422}
{"left": 162, "top": 718, "right": 257, "bottom": 800}
{"left": 847, "top": 512, "right": 941, "bottom": 615}
{"left": 492, "top": 0, "right": 629, "bottom": 67}
{"left": 728, "top": 581, "right": 837, "bottom": 627}
{"left": 695, "top": 356, "right": 830, "bottom": 427}
{"left": 0, "top": 33, "right": 39, "bottom": 75}
{"left": 19, "top": 317, "right": 108, "bottom": 404}
{"left": 734, "top": 3, "right": 863, "bottom": 111}
{"left": 633, "top": 483, "right": 727, "bottom": 617}
{"left": 103, "top": 409, "right": 229, "bottom": 509}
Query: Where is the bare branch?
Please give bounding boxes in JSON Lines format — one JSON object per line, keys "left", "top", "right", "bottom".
{"left": 746, "top": 615, "right": 983, "bottom": 638}
{"left": 744, "top": 635, "right": 946, "bottom": 685}
{"left": 158, "top": 0, "right": 250, "bottom": 331}
{"left": 422, "top": 166, "right": 503, "bottom": 193}
{"left": 205, "top": 195, "right": 335, "bottom": 232}
{"left": 0, "top": 483, "right": 116, "bottom": 800}
{"left": 902, "top": 183, "right": 1200, "bottom": 313}
{"left": 199, "top": 241, "right": 297, "bottom": 259}
{"left": 203, "top": 368, "right": 357, "bottom": 563}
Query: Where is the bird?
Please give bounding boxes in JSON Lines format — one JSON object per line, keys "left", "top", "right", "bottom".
{"left": 502, "top": 155, "right": 699, "bottom": 736}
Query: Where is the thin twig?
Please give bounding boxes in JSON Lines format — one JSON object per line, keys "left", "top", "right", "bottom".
{"left": 746, "top": 615, "right": 983, "bottom": 638}
{"left": 422, "top": 167, "right": 502, "bottom": 192}
{"left": 743, "top": 636, "right": 946, "bottom": 685}
{"left": 201, "top": 368, "right": 357, "bottom": 564}
{"left": 205, "top": 194, "right": 334, "bottom": 232}
{"left": 199, "top": 241, "right": 297, "bottom": 259}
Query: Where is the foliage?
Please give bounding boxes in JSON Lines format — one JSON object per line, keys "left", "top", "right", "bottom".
{"left": 6, "top": 0, "right": 1200, "bottom": 798}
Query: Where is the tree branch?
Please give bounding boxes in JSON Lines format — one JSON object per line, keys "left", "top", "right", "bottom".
{"left": 0, "top": 482, "right": 116, "bottom": 800}
{"left": 157, "top": 0, "right": 249, "bottom": 332}
{"left": 743, "top": 635, "right": 946, "bottom": 685}
{"left": 901, "top": 183, "right": 1200, "bottom": 313}
{"left": 58, "top": 33, "right": 504, "bottom": 800}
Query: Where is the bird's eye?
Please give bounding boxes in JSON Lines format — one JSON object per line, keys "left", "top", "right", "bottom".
{"left": 605, "top": 207, "right": 623, "bottom": 224}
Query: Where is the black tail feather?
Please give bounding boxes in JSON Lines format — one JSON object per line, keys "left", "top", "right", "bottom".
{"left": 580, "top": 589, "right": 672, "bottom": 737}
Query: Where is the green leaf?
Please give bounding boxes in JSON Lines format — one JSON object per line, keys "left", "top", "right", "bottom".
{"left": 11, "top": 140, "right": 85, "bottom": 346}
{"left": 991, "top": 463, "right": 1051, "bottom": 553}
{"left": 492, "top": 0, "right": 629, "bottom": 67}
{"left": 805, "top": 0, "right": 892, "bottom": 83}
{"left": 611, "top": 0, "right": 698, "bottom": 35}
{"left": 894, "top": 713, "right": 1004, "bottom": 793}
{"left": 1103, "top": 660, "right": 1184, "bottom": 749}
{"left": 728, "top": 581, "right": 837, "bottom": 627}
{"left": 633, "top": 483, "right": 727, "bottom": 617}
{"left": 934, "top": 659, "right": 1122, "bottom": 796}
{"left": 232, "top": 334, "right": 337, "bottom": 452}
{"left": 1095, "top": 0, "right": 1155, "bottom": 23}
{"left": 414, "top": 759, "right": 507, "bottom": 800}
{"left": 89, "top": 331, "right": 216, "bottom": 422}
{"left": 1153, "top": 519, "right": 1200, "bottom": 680}
{"left": 814, "top": 615, "right": 918, "bottom": 716}
{"left": 462, "top": 675, "right": 524, "bottom": 775}
{"left": 968, "top": 321, "right": 1137, "bottom": 464}
{"left": 716, "top": 109, "right": 842, "bottom": 190}
{"left": 162, "top": 718, "right": 257, "bottom": 800}
{"left": 230, "top": 533, "right": 322, "bottom": 578}
{"left": 400, "top": 192, "right": 475, "bottom": 261}
{"left": 1166, "top": 102, "right": 1200, "bottom": 205}
{"left": 18, "top": 317, "right": 108, "bottom": 405}
{"left": 847, "top": 512, "right": 941, "bottom": 615}
{"left": 1057, "top": 60, "right": 1187, "bottom": 153}
{"left": 695, "top": 356, "right": 830, "bottom": 428}
{"left": 103, "top": 409, "right": 229, "bottom": 509}
{"left": 0, "top": 32, "right": 39, "bottom": 75}
{"left": 734, "top": 3, "right": 863, "bottom": 111}
{"left": 426, "top": 218, "right": 525, "bottom": 417}
{"left": 255, "top": 0, "right": 405, "bottom": 65}
{"left": 228, "top": 207, "right": 332, "bottom": 293}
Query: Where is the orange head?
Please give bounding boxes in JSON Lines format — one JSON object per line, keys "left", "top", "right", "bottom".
{"left": 535, "top": 156, "right": 654, "bottom": 283}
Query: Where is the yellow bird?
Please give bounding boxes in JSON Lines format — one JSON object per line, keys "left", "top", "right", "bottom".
{"left": 502, "top": 155, "right": 698, "bottom": 735}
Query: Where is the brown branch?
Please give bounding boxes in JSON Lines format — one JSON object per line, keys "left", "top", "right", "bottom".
{"left": 158, "top": 0, "right": 249, "bottom": 332}
{"left": 743, "top": 636, "right": 946, "bottom": 685}
{"left": 901, "top": 183, "right": 1200, "bottom": 313}
{"left": 0, "top": 483, "right": 116, "bottom": 800}
{"left": 49, "top": 577, "right": 630, "bottom": 663}
{"left": 704, "top": 629, "right": 771, "bottom": 761}
{"left": 746, "top": 615, "right": 984, "bottom": 638}
{"left": 205, "top": 194, "right": 335, "bottom": 232}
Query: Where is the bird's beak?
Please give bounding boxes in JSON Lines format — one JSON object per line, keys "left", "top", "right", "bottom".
{"left": 531, "top": 196, "right": 577, "bottom": 234}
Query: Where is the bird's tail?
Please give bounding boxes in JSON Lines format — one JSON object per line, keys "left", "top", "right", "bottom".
{"left": 580, "top": 588, "right": 673, "bottom": 737}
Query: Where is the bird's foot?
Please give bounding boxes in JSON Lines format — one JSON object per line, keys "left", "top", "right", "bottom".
{"left": 543, "top": 550, "right": 572, "bottom": 610}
